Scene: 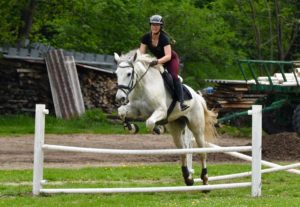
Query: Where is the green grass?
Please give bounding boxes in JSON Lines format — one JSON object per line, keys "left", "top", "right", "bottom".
{"left": 0, "top": 164, "right": 299, "bottom": 207}
{"left": 0, "top": 111, "right": 251, "bottom": 139}
{"left": 0, "top": 110, "right": 251, "bottom": 138}
{"left": 0, "top": 109, "right": 148, "bottom": 135}
{"left": 218, "top": 125, "right": 252, "bottom": 138}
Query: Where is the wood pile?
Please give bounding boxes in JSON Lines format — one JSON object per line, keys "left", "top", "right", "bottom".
{"left": 78, "top": 67, "right": 119, "bottom": 113}
{"left": 0, "top": 59, "right": 53, "bottom": 114}
{"left": 0, "top": 58, "right": 119, "bottom": 115}
{"left": 203, "top": 80, "right": 265, "bottom": 113}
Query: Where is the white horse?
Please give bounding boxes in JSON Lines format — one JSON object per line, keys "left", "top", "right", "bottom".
{"left": 114, "top": 49, "right": 217, "bottom": 186}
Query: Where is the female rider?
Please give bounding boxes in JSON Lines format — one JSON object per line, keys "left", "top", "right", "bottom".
{"left": 139, "top": 14, "right": 189, "bottom": 111}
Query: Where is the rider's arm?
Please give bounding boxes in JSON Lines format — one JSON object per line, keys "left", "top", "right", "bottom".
{"left": 139, "top": 43, "right": 147, "bottom": 54}
{"left": 157, "top": 45, "right": 171, "bottom": 64}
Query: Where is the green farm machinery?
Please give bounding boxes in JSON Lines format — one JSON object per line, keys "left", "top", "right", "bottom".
{"left": 204, "top": 59, "right": 300, "bottom": 136}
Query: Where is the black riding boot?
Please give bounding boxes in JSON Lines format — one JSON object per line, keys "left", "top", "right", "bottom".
{"left": 173, "top": 79, "right": 189, "bottom": 111}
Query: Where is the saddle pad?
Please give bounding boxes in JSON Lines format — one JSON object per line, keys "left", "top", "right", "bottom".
{"left": 183, "top": 85, "right": 192, "bottom": 100}
{"left": 161, "top": 71, "right": 192, "bottom": 101}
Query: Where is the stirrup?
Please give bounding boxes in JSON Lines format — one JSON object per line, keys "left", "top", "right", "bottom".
{"left": 180, "top": 103, "right": 189, "bottom": 111}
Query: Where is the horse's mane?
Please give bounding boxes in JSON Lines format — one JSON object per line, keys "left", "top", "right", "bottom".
{"left": 119, "top": 49, "right": 163, "bottom": 72}
{"left": 119, "top": 49, "right": 137, "bottom": 61}
{"left": 120, "top": 49, "right": 155, "bottom": 63}
{"left": 138, "top": 53, "right": 154, "bottom": 63}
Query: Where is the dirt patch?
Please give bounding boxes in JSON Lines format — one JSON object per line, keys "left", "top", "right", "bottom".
{"left": 262, "top": 132, "right": 300, "bottom": 161}
{"left": 0, "top": 133, "right": 299, "bottom": 169}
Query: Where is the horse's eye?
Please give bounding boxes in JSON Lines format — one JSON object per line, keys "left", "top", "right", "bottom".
{"left": 127, "top": 72, "right": 131, "bottom": 77}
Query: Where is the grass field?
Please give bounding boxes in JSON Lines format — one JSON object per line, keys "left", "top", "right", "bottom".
{"left": 0, "top": 110, "right": 252, "bottom": 137}
{"left": 0, "top": 164, "right": 299, "bottom": 207}
{"left": 0, "top": 110, "right": 149, "bottom": 135}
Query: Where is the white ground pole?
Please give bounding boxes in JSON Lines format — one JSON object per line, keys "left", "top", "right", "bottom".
{"left": 206, "top": 143, "right": 300, "bottom": 175}
{"left": 32, "top": 104, "right": 48, "bottom": 195}
{"left": 32, "top": 104, "right": 259, "bottom": 196}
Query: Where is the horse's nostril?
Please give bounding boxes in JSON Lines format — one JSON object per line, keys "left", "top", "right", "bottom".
{"left": 116, "top": 97, "right": 126, "bottom": 104}
{"left": 120, "top": 97, "right": 126, "bottom": 103}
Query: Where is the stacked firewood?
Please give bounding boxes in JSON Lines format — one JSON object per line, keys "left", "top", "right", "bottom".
{"left": 78, "top": 69, "right": 119, "bottom": 113}
{"left": 0, "top": 60, "right": 53, "bottom": 114}
{"left": 203, "top": 80, "right": 265, "bottom": 113}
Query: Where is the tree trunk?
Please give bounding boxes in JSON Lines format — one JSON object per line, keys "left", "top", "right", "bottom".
{"left": 284, "top": 24, "right": 299, "bottom": 60}
{"left": 16, "top": 0, "right": 37, "bottom": 48}
{"left": 274, "top": 0, "right": 283, "bottom": 60}
{"left": 264, "top": 0, "right": 273, "bottom": 61}
{"left": 248, "top": 0, "right": 262, "bottom": 60}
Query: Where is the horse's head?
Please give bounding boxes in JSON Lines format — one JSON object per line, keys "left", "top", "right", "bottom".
{"left": 114, "top": 51, "right": 137, "bottom": 104}
{"left": 114, "top": 49, "right": 162, "bottom": 104}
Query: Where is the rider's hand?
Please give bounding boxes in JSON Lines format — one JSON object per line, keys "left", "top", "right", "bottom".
{"left": 149, "top": 60, "right": 158, "bottom": 67}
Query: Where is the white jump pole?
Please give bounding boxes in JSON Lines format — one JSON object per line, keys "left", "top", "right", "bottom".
{"left": 249, "top": 105, "right": 262, "bottom": 197}
{"left": 194, "top": 163, "right": 300, "bottom": 182}
{"left": 33, "top": 104, "right": 48, "bottom": 196}
{"left": 207, "top": 143, "right": 300, "bottom": 175}
{"left": 42, "top": 144, "right": 252, "bottom": 155}
{"left": 40, "top": 182, "right": 251, "bottom": 194}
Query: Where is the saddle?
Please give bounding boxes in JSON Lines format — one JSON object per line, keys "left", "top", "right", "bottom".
{"left": 161, "top": 70, "right": 192, "bottom": 101}
{"left": 156, "top": 71, "right": 193, "bottom": 126}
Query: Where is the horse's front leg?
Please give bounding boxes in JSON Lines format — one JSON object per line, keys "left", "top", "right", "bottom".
{"left": 118, "top": 103, "right": 138, "bottom": 120}
{"left": 118, "top": 104, "right": 139, "bottom": 133}
{"left": 145, "top": 107, "right": 167, "bottom": 132}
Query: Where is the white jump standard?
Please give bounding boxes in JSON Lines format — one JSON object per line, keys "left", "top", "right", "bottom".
{"left": 32, "top": 104, "right": 262, "bottom": 197}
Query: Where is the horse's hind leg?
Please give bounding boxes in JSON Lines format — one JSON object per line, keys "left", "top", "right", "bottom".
{"left": 187, "top": 121, "right": 209, "bottom": 186}
{"left": 166, "top": 119, "right": 194, "bottom": 186}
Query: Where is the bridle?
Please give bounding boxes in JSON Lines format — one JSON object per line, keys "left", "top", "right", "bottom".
{"left": 117, "top": 60, "right": 151, "bottom": 104}
{"left": 116, "top": 61, "right": 135, "bottom": 98}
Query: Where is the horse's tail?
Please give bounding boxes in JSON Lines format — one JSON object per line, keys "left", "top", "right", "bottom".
{"left": 198, "top": 94, "right": 218, "bottom": 143}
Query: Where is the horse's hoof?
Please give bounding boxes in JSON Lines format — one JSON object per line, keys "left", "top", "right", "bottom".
{"left": 124, "top": 122, "right": 139, "bottom": 134}
{"left": 200, "top": 168, "right": 209, "bottom": 192}
{"left": 201, "top": 174, "right": 210, "bottom": 193}
{"left": 128, "top": 123, "right": 139, "bottom": 134}
{"left": 181, "top": 166, "right": 194, "bottom": 186}
{"left": 184, "top": 178, "right": 194, "bottom": 186}
{"left": 202, "top": 176, "right": 209, "bottom": 186}
{"left": 201, "top": 180, "right": 210, "bottom": 193}
{"left": 202, "top": 174, "right": 209, "bottom": 185}
{"left": 152, "top": 125, "right": 165, "bottom": 134}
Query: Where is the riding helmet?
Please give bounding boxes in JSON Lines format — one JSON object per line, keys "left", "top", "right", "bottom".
{"left": 149, "top": 15, "right": 164, "bottom": 25}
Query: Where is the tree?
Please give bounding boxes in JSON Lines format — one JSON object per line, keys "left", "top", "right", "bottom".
{"left": 274, "top": 0, "right": 283, "bottom": 60}
{"left": 16, "top": 0, "right": 37, "bottom": 48}
{"left": 1, "top": 0, "right": 299, "bottom": 88}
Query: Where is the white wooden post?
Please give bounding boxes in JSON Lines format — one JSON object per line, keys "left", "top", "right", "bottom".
{"left": 248, "top": 105, "right": 262, "bottom": 197}
{"left": 33, "top": 104, "right": 48, "bottom": 195}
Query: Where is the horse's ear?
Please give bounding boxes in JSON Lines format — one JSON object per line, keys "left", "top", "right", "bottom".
{"left": 114, "top": 52, "right": 120, "bottom": 63}
{"left": 133, "top": 51, "right": 138, "bottom": 62}
{"left": 128, "top": 50, "right": 138, "bottom": 63}
{"left": 135, "top": 49, "right": 141, "bottom": 59}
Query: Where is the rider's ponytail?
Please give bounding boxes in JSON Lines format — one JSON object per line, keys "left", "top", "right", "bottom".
{"left": 161, "top": 30, "right": 176, "bottom": 45}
